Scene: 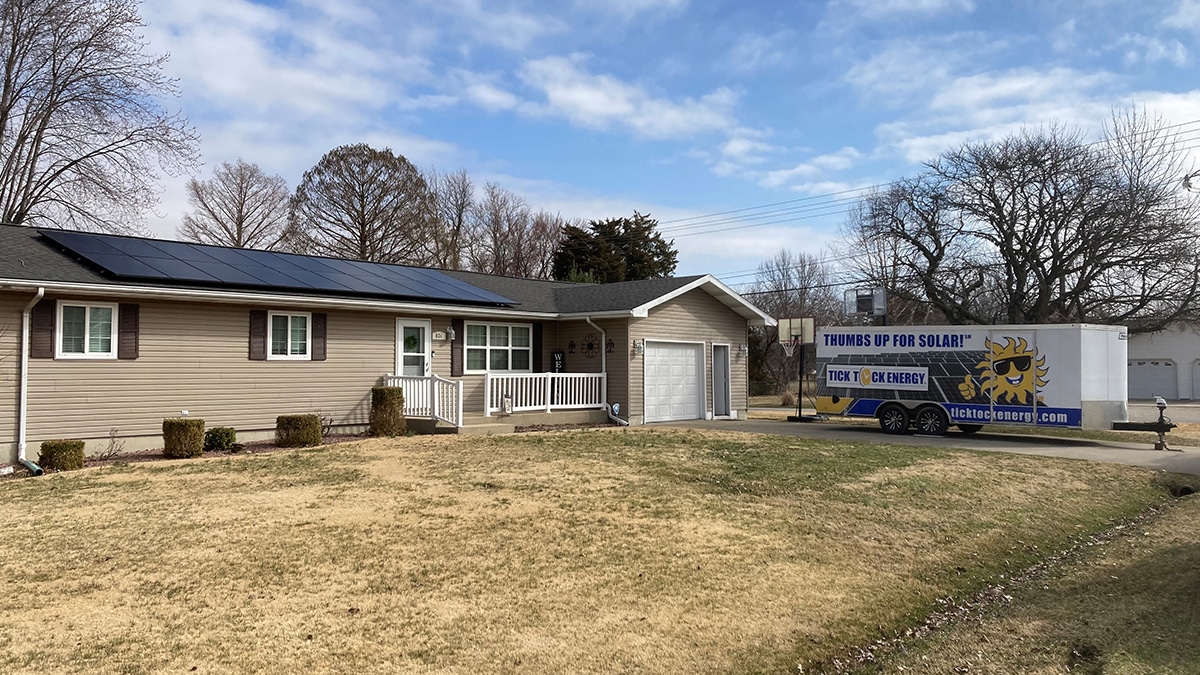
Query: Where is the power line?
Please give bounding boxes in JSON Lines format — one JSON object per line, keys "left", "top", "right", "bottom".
{"left": 658, "top": 118, "right": 1200, "bottom": 238}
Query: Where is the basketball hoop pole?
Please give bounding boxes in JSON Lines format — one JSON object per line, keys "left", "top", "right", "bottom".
{"left": 777, "top": 317, "right": 822, "bottom": 423}
{"left": 796, "top": 342, "right": 805, "bottom": 419}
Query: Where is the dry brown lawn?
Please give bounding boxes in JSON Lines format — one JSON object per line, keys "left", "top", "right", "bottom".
{"left": 868, "top": 493, "right": 1200, "bottom": 674}
{"left": 0, "top": 428, "right": 1181, "bottom": 674}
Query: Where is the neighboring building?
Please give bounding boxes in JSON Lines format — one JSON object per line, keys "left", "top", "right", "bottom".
{"left": 0, "top": 224, "right": 773, "bottom": 464}
{"left": 1126, "top": 322, "right": 1200, "bottom": 400}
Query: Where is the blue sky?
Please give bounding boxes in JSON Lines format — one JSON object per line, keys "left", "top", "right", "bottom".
{"left": 139, "top": 0, "right": 1200, "bottom": 287}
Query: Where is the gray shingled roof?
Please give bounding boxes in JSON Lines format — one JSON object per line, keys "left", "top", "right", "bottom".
{"left": 554, "top": 275, "right": 704, "bottom": 313}
{"left": 441, "top": 269, "right": 702, "bottom": 314}
{"left": 0, "top": 224, "right": 729, "bottom": 317}
{"left": 0, "top": 223, "right": 113, "bottom": 284}
{"left": 440, "top": 269, "right": 575, "bottom": 313}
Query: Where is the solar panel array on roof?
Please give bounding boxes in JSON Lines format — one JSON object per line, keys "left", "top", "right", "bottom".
{"left": 38, "top": 229, "right": 517, "bottom": 306}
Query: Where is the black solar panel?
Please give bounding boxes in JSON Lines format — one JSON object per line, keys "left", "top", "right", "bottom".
{"left": 39, "top": 229, "right": 518, "bottom": 306}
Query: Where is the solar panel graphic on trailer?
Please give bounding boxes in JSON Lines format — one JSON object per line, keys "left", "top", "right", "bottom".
{"left": 38, "top": 229, "right": 517, "bottom": 305}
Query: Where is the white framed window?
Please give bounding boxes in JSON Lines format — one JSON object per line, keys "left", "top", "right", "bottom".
{"left": 56, "top": 302, "right": 117, "bottom": 359}
{"left": 465, "top": 322, "right": 532, "bottom": 373}
{"left": 268, "top": 311, "right": 310, "bottom": 360}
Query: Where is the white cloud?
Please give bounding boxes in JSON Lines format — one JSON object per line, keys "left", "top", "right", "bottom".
{"left": 929, "top": 67, "right": 1113, "bottom": 112}
{"left": 448, "top": 70, "right": 522, "bottom": 112}
{"left": 1052, "top": 19, "right": 1077, "bottom": 53}
{"left": 834, "top": 0, "right": 973, "bottom": 20}
{"left": 758, "top": 147, "right": 863, "bottom": 188}
{"left": 142, "top": 0, "right": 429, "bottom": 121}
{"left": 843, "top": 41, "right": 959, "bottom": 104}
{"left": 1165, "top": 0, "right": 1200, "bottom": 32}
{"left": 138, "top": 0, "right": 465, "bottom": 238}
{"left": 517, "top": 54, "right": 739, "bottom": 139}
{"left": 428, "top": 0, "right": 567, "bottom": 51}
{"left": 1119, "top": 34, "right": 1189, "bottom": 66}
{"left": 706, "top": 128, "right": 783, "bottom": 177}
{"left": 726, "top": 30, "right": 796, "bottom": 72}
{"left": 574, "top": 0, "right": 689, "bottom": 20}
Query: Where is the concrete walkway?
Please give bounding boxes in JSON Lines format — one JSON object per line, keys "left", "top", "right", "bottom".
{"left": 666, "top": 416, "right": 1200, "bottom": 476}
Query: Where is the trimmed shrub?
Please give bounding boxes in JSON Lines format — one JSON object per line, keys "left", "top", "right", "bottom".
{"left": 204, "top": 427, "right": 237, "bottom": 453}
{"left": 276, "top": 414, "right": 322, "bottom": 448}
{"left": 38, "top": 439, "right": 85, "bottom": 471}
{"left": 370, "top": 386, "right": 406, "bottom": 437}
{"left": 163, "top": 418, "right": 205, "bottom": 459}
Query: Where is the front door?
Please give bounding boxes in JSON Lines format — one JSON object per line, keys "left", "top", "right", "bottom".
{"left": 396, "top": 319, "right": 431, "bottom": 377}
{"left": 713, "top": 344, "right": 731, "bottom": 417}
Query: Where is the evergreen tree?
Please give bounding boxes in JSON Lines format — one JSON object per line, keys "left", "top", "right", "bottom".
{"left": 551, "top": 212, "right": 677, "bottom": 283}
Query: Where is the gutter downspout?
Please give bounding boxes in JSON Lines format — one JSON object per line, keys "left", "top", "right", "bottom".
{"left": 17, "top": 287, "right": 44, "bottom": 476}
{"left": 586, "top": 316, "right": 629, "bottom": 426}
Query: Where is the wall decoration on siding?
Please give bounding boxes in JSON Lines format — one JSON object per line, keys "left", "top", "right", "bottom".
{"left": 581, "top": 333, "right": 599, "bottom": 358}
{"left": 605, "top": 338, "right": 615, "bottom": 354}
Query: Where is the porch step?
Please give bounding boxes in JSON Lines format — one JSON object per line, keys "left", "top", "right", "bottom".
{"left": 454, "top": 422, "right": 516, "bottom": 436}
{"left": 406, "top": 417, "right": 515, "bottom": 436}
{"left": 406, "top": 409, "right": 609, "bottom": 436}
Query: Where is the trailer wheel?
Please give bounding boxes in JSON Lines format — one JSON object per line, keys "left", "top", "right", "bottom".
{"left": 878, "top": 404, "right": 910, "bottom": 435}
{"left": 957, "top": 424, "right": 983, "bottom": 435}
{"left": 914, "top": 406, "right": 949, "bottom": 436}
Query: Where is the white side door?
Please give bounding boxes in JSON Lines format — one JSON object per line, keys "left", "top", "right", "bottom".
{"left": 396, "top": 319, "right": 432, "bottom": 377}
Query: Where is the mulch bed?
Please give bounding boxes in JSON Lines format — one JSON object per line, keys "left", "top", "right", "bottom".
{"left": 514, "top": 422, "right": 618, "bottom": 433}
{"left": 2, "top": 425, "right": 619, "bottom": 480}
{"left": 0, "top": 434, "right": 365, "bottom": 480}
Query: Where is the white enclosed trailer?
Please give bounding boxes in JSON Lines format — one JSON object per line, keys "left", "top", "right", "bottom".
{"left": 814, "top": 324, "right": 1128, "bottom": 434}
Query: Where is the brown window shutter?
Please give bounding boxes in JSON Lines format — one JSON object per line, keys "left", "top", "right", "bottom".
{"left": 311, "top": 313, "right": 327, "bottom": 361}
{"left": 249, "top": 310, "right": 267, "bottom": 361}
{"left": 532, "top": 322, "right": 544, "bottom": 373}
{"left": 117, "top": 303, "right": 139, "bottom": 360}
{"left": 30, "top": 299, "right": 55, "bottom": 359}
{"left": 450, "top": 318, "right": 465, "bottom": 377}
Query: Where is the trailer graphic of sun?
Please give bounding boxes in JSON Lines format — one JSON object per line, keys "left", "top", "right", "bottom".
{"left": 957, "top": 336, "right": 1048, "bottom": 405}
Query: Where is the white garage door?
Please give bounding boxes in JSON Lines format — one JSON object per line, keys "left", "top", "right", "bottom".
{"left": 644, "top": 342, "right": 703, "bottom": 422}
{"left": 1128, "top": 360, "right": 1177, "bottom": 400}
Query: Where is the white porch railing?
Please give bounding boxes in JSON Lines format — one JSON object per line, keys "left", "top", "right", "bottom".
{"left": 484, "top": 372, "right": 607, "bottom": 416}
{"left": 383, "top": 374, "right": 463, "bottom": 427}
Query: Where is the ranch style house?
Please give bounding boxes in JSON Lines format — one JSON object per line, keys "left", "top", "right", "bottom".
{"left": 0, "top": 224, "right": 774, "bottom": 466}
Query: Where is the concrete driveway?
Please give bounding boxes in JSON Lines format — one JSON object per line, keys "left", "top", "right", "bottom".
{"left": 664, "top": 416, "right": 1200, "bottom": 476}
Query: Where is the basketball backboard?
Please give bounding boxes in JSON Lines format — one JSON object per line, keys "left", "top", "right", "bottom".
{"left": 777, "top": 317, "right": 815, "bottom": 345}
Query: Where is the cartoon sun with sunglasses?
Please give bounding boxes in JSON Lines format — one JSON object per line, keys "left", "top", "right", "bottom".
{"left": 957, "top": 336, "right": 1048, "bottom": 405}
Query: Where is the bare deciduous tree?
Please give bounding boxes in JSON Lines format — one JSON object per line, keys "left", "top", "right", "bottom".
{"left": 0, "top": 0, "right": 197, "bottom": 232}
{"left": 465, "top": 183, "right": 564, "bottom": 279}
{"left": 288, "top": 143, "right": 435, "bottom": 264}
{"left": 840, "top": 111, "right": 1200, "bottom": 333}
{"left": 744, "top": 249, "right": 841, "bottom": 394}
{"left": 178, "top": 159, "right": 289, "bottom": 249}
{"left": 425, "top": 168, "right": 473, "bottom": 269}
{"left": 834, "top": 200, "right": 947, "bottom": 326}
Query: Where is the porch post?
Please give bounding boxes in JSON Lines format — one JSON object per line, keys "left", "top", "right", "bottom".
{"left": 545, "top": 373, "right": 552, "bottom": 413}
{"left": 455, "top": 380, "right": 464, "bottom": 427}
{"left": 430, "top": 377, "right": 439, "bottom": 421}
{"left": 484, "top": 372, "right": 492, "bottom": 417}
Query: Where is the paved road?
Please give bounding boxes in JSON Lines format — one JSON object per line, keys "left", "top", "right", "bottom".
{"left": 664, "top": 416, "right": 1200, "bottom": 476}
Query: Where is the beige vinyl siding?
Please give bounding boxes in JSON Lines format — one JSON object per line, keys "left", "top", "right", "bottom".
{"left": 22, "top": 299, "right": 401, "bottom": 450}
{"left": 550, "top": 319, "right": 627, "bottom": 411}
{"left": 629, "top": 289, "right": 748, "bottom": 421}
{"left": 0, "top": 294, "right": 24, "bottom": 453}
